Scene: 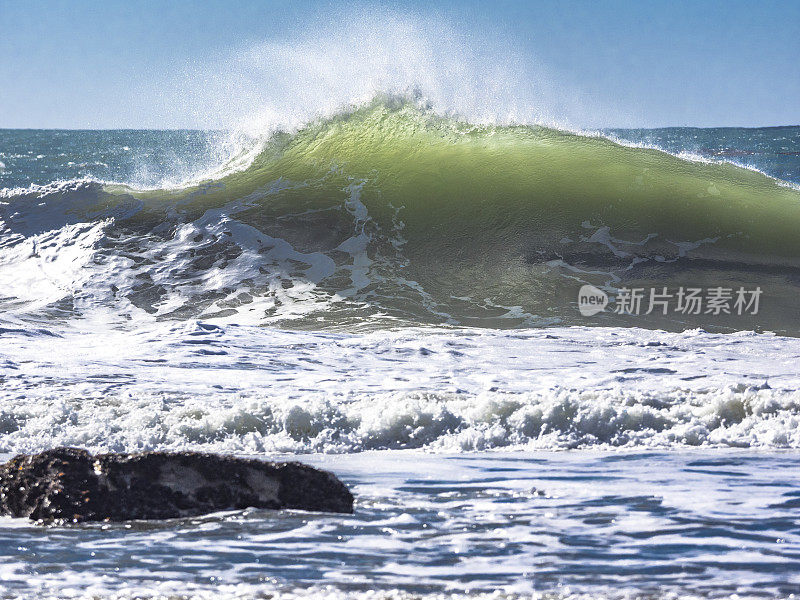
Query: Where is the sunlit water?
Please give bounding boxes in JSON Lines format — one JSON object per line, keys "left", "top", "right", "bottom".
{"left": 0, "top": 450, "right": 798, "bottom": 599}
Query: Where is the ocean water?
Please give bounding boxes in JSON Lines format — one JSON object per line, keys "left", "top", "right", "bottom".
{"left": 1, "top": 101, "right": 800, "bottom": 599}
{"left": 1, "top": 450, "right": 799, "bottom": 599}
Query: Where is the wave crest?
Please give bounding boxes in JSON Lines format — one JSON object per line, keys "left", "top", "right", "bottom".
{"left": 2, "top": 100, "right": 800, "bottom": 331}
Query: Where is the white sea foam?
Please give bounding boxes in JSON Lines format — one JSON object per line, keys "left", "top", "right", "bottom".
{"left": 0, "top": 322, "right": 798, "bottom": 455}
{"left": 1, "top": 585, "right": 767, "bottom": 600}
{"left": 0, "top": 178, "right": 381, "bottom": 323}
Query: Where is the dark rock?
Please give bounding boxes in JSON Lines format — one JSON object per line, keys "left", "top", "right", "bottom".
{"left": 0, "top": 447, "right": 354, "bottom": 523}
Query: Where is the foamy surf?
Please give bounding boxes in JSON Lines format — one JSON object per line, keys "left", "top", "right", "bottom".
{"left": 0, "top": 322, "right": 798, "bottom": 455}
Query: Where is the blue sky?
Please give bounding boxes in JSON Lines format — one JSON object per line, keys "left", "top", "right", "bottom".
{"left": 1, "top": 0, "right": 798, "bottom": 129}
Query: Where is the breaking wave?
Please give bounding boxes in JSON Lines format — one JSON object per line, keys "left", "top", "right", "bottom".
{"left": 2, "top": 99, "right": 800, "bottom": 332}
{"left": 3, "top": 384, "right": 797, "bottom": 455}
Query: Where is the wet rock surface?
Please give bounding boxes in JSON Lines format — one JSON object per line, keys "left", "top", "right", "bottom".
{"left": 0, "top": 447, "right": 354, "bottom": 523}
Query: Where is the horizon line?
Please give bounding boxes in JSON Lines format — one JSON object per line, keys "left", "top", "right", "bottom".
{"left": 1, "top": 124, "right": 799, "bottom": 132}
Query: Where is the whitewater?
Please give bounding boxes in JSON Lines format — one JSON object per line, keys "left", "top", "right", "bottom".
{"left": 2, "top": 16, "right": 800, "bottom": 599}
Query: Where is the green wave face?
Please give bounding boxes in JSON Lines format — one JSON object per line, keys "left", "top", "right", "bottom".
{"left": 85, "top": 101, "right": 800, "bottom": 331}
